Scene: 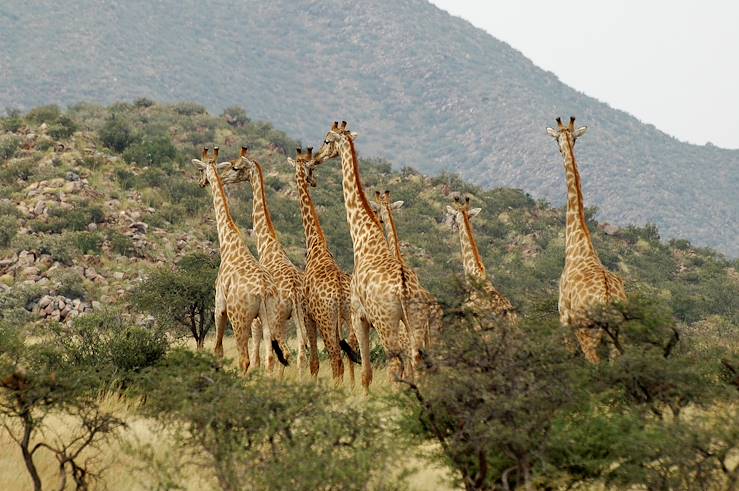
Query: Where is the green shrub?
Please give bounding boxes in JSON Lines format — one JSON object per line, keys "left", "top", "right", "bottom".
{"left": 0, "top": 134, "right": 21, "bottom": 159}
{"left": 1, "top": 115, "right": 23, "bottom": 132}
{"left": 0, "top": 157, "right": 33, "bottom": 183}
{"left": 31, "top": 204, "right": 105, "bottom": 233}
{"left": 123, "top": 134, "right": 177, "bottom": 166}
{"left": 100, "top": 116, "right": 138, "bottom": 152}
{"left": 26, "top": 104, "right": 61, "bottom": 124}
{"left": 0, "top": 215, "right": 19, "bottom": 247}
{"left": 47, "top": 114, "right": 77, "bottom": 139}
{"left": 72, "top": 231, "right": 103, "bottom": 254}
{"left": 108, "top": 231, "right": 136, "bottom": 256}
{"left": 172, "top": 101, "right": 207, "bottom": 116}
{"left": 222, "top": 106, "right": 249, "bottom": 127}
{"left": 53, "top": 270, "right": 87, "bottom": 300}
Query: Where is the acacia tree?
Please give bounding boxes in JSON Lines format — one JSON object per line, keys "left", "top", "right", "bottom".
{"left": 399, "top": 294, "right": 738, "bottom": 490}
{"left": 132, "top": 252, "right": 218, "bottom": 349}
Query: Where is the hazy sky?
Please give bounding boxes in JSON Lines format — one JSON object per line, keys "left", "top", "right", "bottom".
{"left": 430, "top": 0, "right": 739, "bottom": 149}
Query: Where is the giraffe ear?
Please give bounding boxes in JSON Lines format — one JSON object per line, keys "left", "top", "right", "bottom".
{"left": 216, "top": 161, "right": 231, "bottom": 171}
{"left": 349, "top": 132, "right": 359, "bottom": 140}
{"left": 191, "top": 159, "right": 206, "bottom": 170}
{"left": 370, "top": 201, "right": 381, "bottom": 213}
{"left": 286, "top": 157, "right": 297, "bottom": 168}
{"left": 390, "top": 200, "right": 404, "bottom": 210}
{"left": 573, "top": 126, "right": 588, "bottom": 138}
{"left": 445, "top": 205, "right": 455, "bottom": 215}
{"left": 469, "top": 208, "right": 482, "bottom": 218}
{"left": 546, "top": 127, "right": 559, "bottom": 138}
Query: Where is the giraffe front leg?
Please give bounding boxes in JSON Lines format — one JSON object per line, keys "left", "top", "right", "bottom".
{"left": 576, "top": 327, "right": 603, "bottom": 364}
{"left": 251, "top": 318, "right": 263, "bottom": 370}
{"left": 213, "top": 306, "right": 227, "bottom": 359}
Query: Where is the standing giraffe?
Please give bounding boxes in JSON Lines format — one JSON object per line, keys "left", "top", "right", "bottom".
{"left": 191, "top": 147, "right": 288, "bottom": 373}
{"left": 218, "top": 147, "right": 311, "bottom": 374}
{"left": 371, "top": 190, "right": 443, "bottom": 349}
{"left": 445, "top": 196, "right": 517, "bottom": 319}
{"left": 287, "top": 147, "right": 358, "bottom": 385}
{"left": 313, "top": 121, "right": 417, "bottom": 390}
{"left": 547, "top": 117, "right": 627, "bottom": 363}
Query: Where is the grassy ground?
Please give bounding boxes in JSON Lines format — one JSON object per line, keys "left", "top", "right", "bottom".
{"left": 0, "top": 333, "right": 456, "bottom": 491}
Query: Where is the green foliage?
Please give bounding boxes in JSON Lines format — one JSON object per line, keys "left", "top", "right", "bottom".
{"left": 53, "top": 270, "right": 87, "bottom": 300}
{"left": 100, "top": 115, "right": 137, "bottom": 152}
{"left": 31, "top": 204, "right": 105, "bottom": 233}
{"left": 133, "top": 349, "right": 403, "bottom": 491}
{"left": 0, "top": 215, "right": 19, "bottom": 247}
{"left": 132, "top": 253, "right": 219, "bottom": 348}
{"left": 1, "top": 115, "right": 23, "bottom": 132}
{"left": 221, "top": 106, "right": 249, "bottom": 127}
{"left": 0, "top": 157, "right": 34, "bottom": 183}
{"left": 398, "top": 295, "right": 738, "bottom": 490}
{"left": 47, "top": 114, "right": 77, "bottom": 139}
{"left": 25, "top": 104, "right": 61, "bottom": 124}
{"left": 123, "top": 134, "right": 177, "bottom": 166}
{"left": 0, "top": 134, "right": 21, "bottom": 159}
{"left": 107, "top": 230, "right": 137, "bottom": 257}
{"left": 71, "top": 230, "right": 103, "bottom": 254}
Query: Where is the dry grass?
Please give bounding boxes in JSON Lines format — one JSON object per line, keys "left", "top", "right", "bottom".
{"left": 0, "top": 334, "right": 457, "bottom": 491}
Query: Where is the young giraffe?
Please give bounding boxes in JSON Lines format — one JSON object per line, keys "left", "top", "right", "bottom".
{"left": 313, "top": 121, "right": 418, "bottom": 391}
{"left": 546, "top": 116, "right": 626, "bottom": 363}
{"left": 218, "top": 147, "right": 311, "bottom": 374}
{"left": 445, "top": 196, "right": 517, "bottom": 319}
{"left": 371, "top": 190, "right": 443, "bottom": 350}
{"left": 191, "top": 147, "right": 288, "bottom": 373}
{"left": 287, "top": 147, "right": 358, "bottom": 385}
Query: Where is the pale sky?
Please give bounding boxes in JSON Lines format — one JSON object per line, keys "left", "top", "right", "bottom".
{"left": 430, "top": 0, "right": 739, "bottom": 149}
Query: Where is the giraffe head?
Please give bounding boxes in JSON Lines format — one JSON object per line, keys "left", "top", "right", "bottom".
{"left": 287, "top": 146, "right": 318, "bottom": 187}
{"left": 546, "top": 116, "right": 588, "bottom": 157}
{"left": 445, "top": 195, "right": 481, "bottom": 232}
{"left": 191, "top": 147, "right": 228, "bottom": 187}
{"left": 217, "top": 146, "right": 259, "bottom": 185}
{"left": 312, "top": 121, "right": 358, "bottom": 164}
{"left": 370, "top": 190, "right": 404, "bottom": 224}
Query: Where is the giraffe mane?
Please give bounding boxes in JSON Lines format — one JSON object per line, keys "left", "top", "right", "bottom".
{"left": 209, "top": 161, "right": 239, "bottom": 233}
{"left": 461, "top": 210, "right": 486, "bottom": 275}
{"left": 252, "top": 160, "right": 277, "bottom": 237}
{"left": 345, "top": 134, "right": 384, "bottom": 232}
{"left": 564, "top": 132, "right": 593, "bottom": 243}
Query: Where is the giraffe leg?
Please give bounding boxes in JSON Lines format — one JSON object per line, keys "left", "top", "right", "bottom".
{"left": 304, "top": 314, "right": 320, "bottom": 379}
{"left": 213, "top": 286, "right": 227, "bottom": 358}
{"left": 352, "top": 311, "right": 372, "bottom": 393}
{"left": 575, "top": 327, "right": 603, "bottom": 364}
{"left": 233, "top": 316, "right": 252, "bottom": 375}
{"left": 251, "top": 318, "right": 263, "bottom": 370}
{"left": 345, "top": 327, "right": 358, "bottom": 387}
{"left": 213, "top": 306, "right": 227, "bottom": 359}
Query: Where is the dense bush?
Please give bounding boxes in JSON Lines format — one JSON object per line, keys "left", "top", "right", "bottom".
{"left": 100, "top": 115, "right": 137, "bottom": 152}
{"left": 122, "top": 134, "right": 177, "bottom": 166}
{"left": 47, "top": 114, "right": 77, "bottom": 139}
{"left": 398, "top": 295, "right": 738, "bottom": 490}
{"left": 133, "top": 349, "right": 403, "bottom": 491}
{"left": 0, "top": 134, "right": 21, "bottom": 159}
{"left": 31, "top": 204, "right": 105, "bottom": 234}
{"left": 25, "top": 104, "right": 61, "bottom": 124}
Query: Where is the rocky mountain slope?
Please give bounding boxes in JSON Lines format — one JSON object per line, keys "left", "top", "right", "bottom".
{"left": 1, "top": 102, "right": 737, "bottom": 331}
{"left": 0, "top": 0, "right": 736, "bottom": 254}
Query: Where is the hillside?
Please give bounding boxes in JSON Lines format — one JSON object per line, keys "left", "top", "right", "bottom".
{"left": 0, "top": 0, "right": 736, "bottom": 255}
{"left": 1, "top": 102, "right": 737, "bottom": 330}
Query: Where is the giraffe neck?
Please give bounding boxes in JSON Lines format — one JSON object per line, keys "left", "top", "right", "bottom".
{"left": 248, "top": 161, "right": 279, "bottom": 258}
{"left": 336, "top": 136, "right": 388, "bottom": 260}
{"left": 206, "top": 164, "right": 243, "bottom": 261}
{"left": 561, "top": 135, "right": 597, "bottom": 261}
{"left": 295, "top": 165, "right": 329, "bottom": 260}
{"left": 458, "top": 213, "right": 486, "bottom": 281}
{"left": 382, "top": 207, "right": 404, "bottom": 266}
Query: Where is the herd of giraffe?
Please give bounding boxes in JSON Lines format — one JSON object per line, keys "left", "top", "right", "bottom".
{"left": 190, "top": 116, "right": 627, "bottom": 392}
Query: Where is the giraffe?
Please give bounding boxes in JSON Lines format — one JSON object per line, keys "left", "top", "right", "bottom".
{"left": 313, "top": 121, "right": 418, "bottom": 391}
{"left": 444, "top": 196, "right": 517, "bottom": 319}
{"left": 546, "top": 116, "right": 627, "bottom": 363}
{"left": 217, "top": 147, "right": 311, "bottom": 374}
{"left": 286, "top": 147, "right": 358, "bottom": 385}
{"left": 191, "top": 147, "right": 288, "bottom": 373}
{"left": 371, "top": 190, "right": 443, "bottom": 350}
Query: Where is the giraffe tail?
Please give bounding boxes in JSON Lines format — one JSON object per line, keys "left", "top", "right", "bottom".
{"left": 262, "top": 298, "right": 289, "bottom": 367}
{"left": 337, "top": 302, "right": 361, "bottom": 364}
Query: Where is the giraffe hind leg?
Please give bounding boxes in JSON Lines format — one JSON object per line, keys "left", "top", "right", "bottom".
{"left": 575, "top": 327, "right": 603, "bottom": 364}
